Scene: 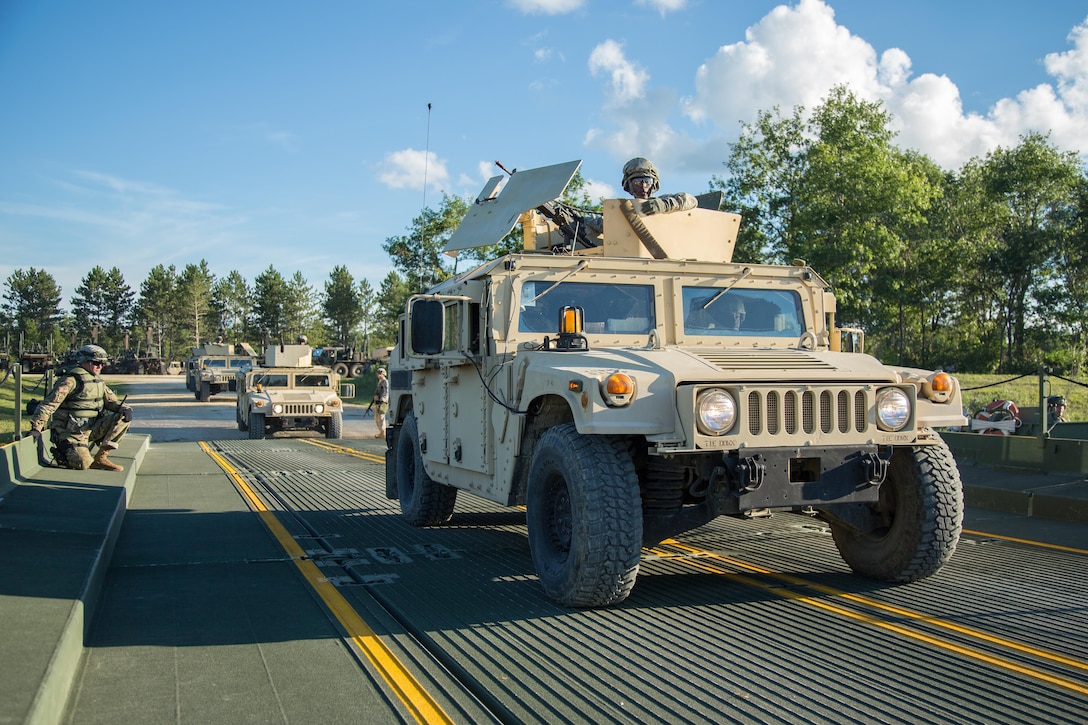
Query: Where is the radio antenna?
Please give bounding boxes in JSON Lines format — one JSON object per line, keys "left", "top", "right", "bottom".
{"left": 419, "top": 102, "right": 432, "bottom": 291}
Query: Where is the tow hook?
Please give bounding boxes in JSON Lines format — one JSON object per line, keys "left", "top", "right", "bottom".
{"left": 734, "top": 454, "right": 766, "bottom": 493}
{"left": 862, "top": 449, "right": 890, "bottom": 486}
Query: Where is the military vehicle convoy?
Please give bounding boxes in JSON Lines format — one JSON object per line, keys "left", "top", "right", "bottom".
{"left": 235, "top": 343, "right": 353, "bottom": 439}
{"left": 186, "top": 342, "right": 258, "bottom": 402}
{"left": 384, "top": 160, "right": 967, "bottom": 608}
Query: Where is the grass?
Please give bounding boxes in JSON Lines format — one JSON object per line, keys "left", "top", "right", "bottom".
{"left": 955, "top": 372, "right": 1085, "bottom": 421}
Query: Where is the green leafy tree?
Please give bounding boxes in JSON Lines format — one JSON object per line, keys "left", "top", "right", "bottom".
{"left": 134, "top": 264, "right": 178, "bottom": 358}
{"left": 3, "top": 268, "right": 64, "bottom": 350}
{"left": 284, "top": 271, "right": 320, "bottom": 342}
{"left": 973, "top": 132, "right": 1082, "bottom": 371}
{"left": 70, "top": 266, "right": 134, "bottom": 352}
{"left": 383, "top": 192, "right": 468, "bottom": 292}
{"left": 357, "top": 278, "right": 377, "bottom": 351}
{"left": 176, "top": 261, "right": 216, "bottom": 348}
{"left": 373, "top": 270, "right": 411, "bottom": 343}
{"left": 322, "top": 265, "right": 364, "bottom": 345}
{"left": 252, "top": 266, "right": 289, "bottom": 342}
{"left": 210, "top": 271, "right": 253, "bottom": 343}
{"left": 714, "top": 105, "right": 807, "bottom": 263}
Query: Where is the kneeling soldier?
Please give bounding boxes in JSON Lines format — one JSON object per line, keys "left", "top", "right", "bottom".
{"left": 29, "top": 344, "right": 133, "bottom": 471}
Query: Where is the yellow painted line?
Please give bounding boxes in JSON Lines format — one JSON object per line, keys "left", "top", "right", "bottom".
{"left": 963, "top": 528, "right": 1088, "bottom": 556}
{"left": 199, "top": 441, "right": 453, "bottom": 725}
{"left": 655, "top": 539, "right": 1088, "bottom": 695}
{"left": 302, "top": 438, "right": 385, "bottom": 464}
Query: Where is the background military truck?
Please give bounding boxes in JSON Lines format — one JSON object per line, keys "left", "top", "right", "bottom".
{"left": 311, "top": 345, "right": 390, "bottom": 378}
{"left": 188, "top": 342, "right": 258, "bottom": 401}
{"left": 385, "top": 160, "right": 967, "bottom": 608}
{"left": 236, "top": 343, "right": 354, "bottom": 439}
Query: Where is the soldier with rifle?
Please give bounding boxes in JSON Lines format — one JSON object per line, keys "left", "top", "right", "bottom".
{"left": 28, "top": 344, "right": 133, "bottom": 471}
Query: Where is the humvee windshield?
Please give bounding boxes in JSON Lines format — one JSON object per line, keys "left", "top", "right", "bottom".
{"left": 518, "top": 281, "right": 655, "bottom": 334}
{"left": 254, "top": 374, "right": 289, "bottom": 387}
{"left": 682, "top": 287, "right": 805, "bottom": 336}
{"left": 230, "top": 359, "right": 250, "bottom": 369}
{"left": 205, "top": 359, "right": 227, "bottom": 368}
{"left": 296, "top": 374, "right": 330, "bottom": 387}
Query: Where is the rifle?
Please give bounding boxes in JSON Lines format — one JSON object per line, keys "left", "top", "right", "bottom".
{"left": 92, "top": 394, "right": 130, "bottom": 453}
{"left": 495, "top": 160, "right": 599, "bottom": 252}
{"left": 365, "top": 400, "right": 374, "bottom": 418}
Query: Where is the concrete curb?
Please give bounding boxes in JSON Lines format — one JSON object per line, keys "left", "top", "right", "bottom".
{"left": 0, "top": 434, "right": 149, "bottom": 725}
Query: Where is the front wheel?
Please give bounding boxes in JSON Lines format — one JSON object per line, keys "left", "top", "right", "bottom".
{"left": 395, "top": 413, "right": 456, "bottom": 525}
{"left": 526, "top": 424, "right": 642, "bottom": 608}
{"left": 199, "top": 381, "right": 210, "bottom": 402}
{"left": 248, "top": 412, "right": 265, "bottom": 440}
{"left": 326, "top": 412, "right": 343, "bottom": 439}
{"left": 830, "top": 441, "right": 963, "bottom": 582}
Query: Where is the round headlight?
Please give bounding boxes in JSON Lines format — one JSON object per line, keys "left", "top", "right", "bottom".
{"left": 272, "top": 403, "right": 283, "bottom": 414}
{"left": 314, "top": 404, "right": 325, "bottom": 414}
{"left": 697, "top": 389, "right": 737, "bottom": 435}
{"left": 876, "top": 388, "right": 911, "bottom": 431}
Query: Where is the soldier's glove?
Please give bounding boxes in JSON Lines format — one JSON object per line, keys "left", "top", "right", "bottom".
{"left": 639, "top": 198, "right": 667, "bottom": 215}
{"left": 29, "top": 428, "right": 42, "bottom": 440}
{"left": 121, "top": 405, "right": 134, "bottom": 422}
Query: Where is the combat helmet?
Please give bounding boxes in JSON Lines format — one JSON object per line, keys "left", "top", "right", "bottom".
{"left": 76, "top": 344, "right": 109, "bottom": 364}
{"left": 621, "top": 157, "right": 660, "bottom": 195}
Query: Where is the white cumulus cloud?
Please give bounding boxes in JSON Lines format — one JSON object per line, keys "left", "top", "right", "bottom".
{"left": 377, "top": 149, "right": 450, "bottom": 191}
{"left": 588, "top": 0, "right": 1088, "bottom": 174}
{"left": 507, "top": 0, "right": 584, "bottom": 15}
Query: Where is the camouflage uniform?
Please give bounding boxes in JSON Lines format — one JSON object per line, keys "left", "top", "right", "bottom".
{"left": 29, "top": 347, "right": 130, "bottom": 471}
{"left": 373, "top": 368, "right": 389, "bottom": 438}
{"left": 582, "top": 157, "right": 697, "bottom": 236}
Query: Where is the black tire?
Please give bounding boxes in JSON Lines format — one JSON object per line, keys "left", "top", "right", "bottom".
{"left": 199, "top": 381, "right": 210, "bottom": 402}
{"left": 326, "top": 412, "right": 343, "bottom": 439}
{"left": 830, "top": 441, "right": 963, "bottom": 582}
{"left": 395, "top": 413, "right": 456, "bottom": 525}
{"left": 526, "top": 424, "right": 642, "bottom": 608}
{"left": 248, "top": 412, "right": 265, "bottom": 440}
{"left": 350, "top": 363, "right": 364, "bottom": 378}
{"left": 333, "top": 363, "right": 349, "bottom": 377}
{"left": 236, "top": 407, "right": 248, "bottom": 432}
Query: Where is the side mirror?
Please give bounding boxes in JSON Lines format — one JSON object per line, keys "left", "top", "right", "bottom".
{"left": 410, "top": 299, "right": 444, "bottom": 355}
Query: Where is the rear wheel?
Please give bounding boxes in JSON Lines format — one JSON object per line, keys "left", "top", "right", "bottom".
{"left": 526, "top": 424, "right": 642, "bottom": 608}
{"left": 830, "top": 441, "right": 963, "bottom": 582}
{"left": 350, "top": 363, "right": 364, "bottom": 378}
{"left": 395, "top": 413, "right": 456, "bottom": 525}
{"left": 326, "top": 412, "right": 343, "bottom": 439}
{"left": 333, "top": 363, "right": 349, "bottom": 377}
{"left": 248, "top": 412, "right": 265, "bottom": 440}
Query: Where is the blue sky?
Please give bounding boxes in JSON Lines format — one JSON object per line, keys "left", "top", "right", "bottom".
{"left": 2, "top": 0, "right": 1087, "bottom": 310}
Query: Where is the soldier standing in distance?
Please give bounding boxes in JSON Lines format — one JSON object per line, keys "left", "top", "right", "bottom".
{"left": 28, "top": 344, "right": 133, "bottom": 471}
{"left": 373, "top": 367, "right": 389, "bottom": 439}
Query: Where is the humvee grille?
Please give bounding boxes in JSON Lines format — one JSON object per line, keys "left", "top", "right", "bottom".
{"left": 283, "top": 404, "right": 315, "bottom": 415}
{"left": 747, "top": 387, "right": 867, "bottom": 436}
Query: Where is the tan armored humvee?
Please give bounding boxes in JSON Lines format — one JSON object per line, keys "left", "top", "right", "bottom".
{"left": 236, "top": 344, "right": 353, "bottom": 439}
{"left": 385, "top": 160, "right": 967, "bottom": 608}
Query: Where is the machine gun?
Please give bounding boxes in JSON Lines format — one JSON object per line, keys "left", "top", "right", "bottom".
{"left": 495, "top": 161, "right": 599, "bottom": 253}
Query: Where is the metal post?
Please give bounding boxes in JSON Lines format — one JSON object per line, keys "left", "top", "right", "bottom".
{"left": 1039, "top": 365, "right": 1049, "bottom": 443}
{"left": 12, "top": 363, "right": 22, "bottom": 441}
